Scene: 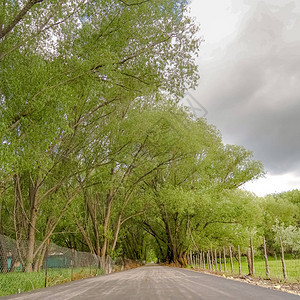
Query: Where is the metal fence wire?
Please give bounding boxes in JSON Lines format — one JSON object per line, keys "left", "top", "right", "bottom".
{"left": 0, "top": 234, "right": 124, "bottom": 276}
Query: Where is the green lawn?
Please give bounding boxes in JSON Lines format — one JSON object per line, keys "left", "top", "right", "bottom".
{"left": 192, "top": 257, "right": 300, "bottom": 283}
{"left": 0, "top": 267, "right": 103, "bottom": 297}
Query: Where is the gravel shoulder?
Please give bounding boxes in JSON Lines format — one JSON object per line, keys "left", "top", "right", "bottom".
{"left": 187, "top": 267, "right": 300, "bottom": 296}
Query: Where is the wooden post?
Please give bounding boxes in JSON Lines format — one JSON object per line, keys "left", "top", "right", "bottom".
{"left": 247, "top": 250, "right": 252, "bottom": 275}
{"left": 263, "top": 237, "right": 270, "bottom": 279}
{"left": 229, "top": 246, "right": 233, "bottom": 273}
{"left": 280, "top": 237, "right": 287, "bottom": 281}
{"left": 238, "top": 245, "right": 241, "bottom": 276}
{"left": 214, "top": 249, "right": 217, "bottom": 271}
{"left": 200, "top": 251, "right": 203, "bottom": 268}
{"left": 250, "top": 237, "right": 255, "bottom": 276}
{"left": 207, "top": 251, "right": 210, "bottom": 270}
{"left": 210, "top": 245, "right": 214, "bottom": 270}
{"left": 223, "top": 247, "right": 227, "bottom": 272}
{"left": 219, "top": 251, "right": 222, "bottom": 271}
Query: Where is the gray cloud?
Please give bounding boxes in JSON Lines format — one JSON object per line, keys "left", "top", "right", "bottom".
{"left": 194, "top": 0, "right": 300, "bottom": 175}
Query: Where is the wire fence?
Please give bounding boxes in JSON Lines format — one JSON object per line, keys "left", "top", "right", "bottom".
{"left": 0, "top": 234, "right": 127, "bottom": 286}
{"left": 187, "top": 237, "right": 300, "bottom": 282}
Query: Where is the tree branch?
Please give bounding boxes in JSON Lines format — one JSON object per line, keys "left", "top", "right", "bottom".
{"left": 0, "top": 0, "right": 44, "bottom": 39}
{"left": 118, "top": 0, "right": 150, "bottom": 7}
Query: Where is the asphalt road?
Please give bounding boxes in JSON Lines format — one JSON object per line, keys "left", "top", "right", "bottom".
{"left": 3, "top": 266, "right": 300, "bottom": 300}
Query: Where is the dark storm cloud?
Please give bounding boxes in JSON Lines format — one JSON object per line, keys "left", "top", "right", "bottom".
{"left": 195, "top": 0, "right": 300, "bottom": 175}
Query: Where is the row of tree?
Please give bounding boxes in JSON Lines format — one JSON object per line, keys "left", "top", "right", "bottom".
{"left": 1, "top": 0, "right": 298, "bottom": 272}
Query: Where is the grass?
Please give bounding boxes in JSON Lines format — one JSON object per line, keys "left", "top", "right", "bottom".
{"left": 192, "top": 257, "right": 300, "bottom": 283}
{"left": 0, "top": 267, "right": 103, "bottom": 297}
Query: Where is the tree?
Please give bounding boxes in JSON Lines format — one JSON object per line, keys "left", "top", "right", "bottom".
{"left": 134, "top": 112, "right": 264, "bottom": 265}
{"left": 1, "top": 0, "right": 201, "bottom": 271}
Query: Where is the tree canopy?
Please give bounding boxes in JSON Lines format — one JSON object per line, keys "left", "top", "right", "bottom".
{"left": 2, "top": 0, "right": 290, "bottom": 272}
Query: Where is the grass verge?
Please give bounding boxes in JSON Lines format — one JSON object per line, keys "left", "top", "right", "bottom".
{"left": 189, "top": 257, "right": 300, "bottom": 282}
{"left": 0, "top": 267, "right": 103, "bottom": 297}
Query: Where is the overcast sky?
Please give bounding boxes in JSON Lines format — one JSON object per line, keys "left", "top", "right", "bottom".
{"left": 187, "top": 0, "right": 300, "bottom": 196}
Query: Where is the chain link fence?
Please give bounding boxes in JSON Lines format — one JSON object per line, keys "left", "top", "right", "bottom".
{"left": 0, "top": 234, "right": 127, "bottom": 283}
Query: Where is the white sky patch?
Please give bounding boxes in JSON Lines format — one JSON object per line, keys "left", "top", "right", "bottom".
{"left": 189, "top": 0, "right": 248, "bottom": 60}
{"left": 188, "top": 0, "right": 300, "bottom": 196}
{"left": 241, "top": 172, "right": 300, "bottom": 197}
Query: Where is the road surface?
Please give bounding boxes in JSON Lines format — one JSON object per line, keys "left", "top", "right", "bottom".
{"left": 3, "top": 266, "right": 299, "bottom": 300}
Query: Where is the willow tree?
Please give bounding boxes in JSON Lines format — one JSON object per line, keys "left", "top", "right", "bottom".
{"left": 0, "top": 0, "right": 201, "bottom": 271}
{"left": 138, "top": 114, "right": 264, "bottom": 265}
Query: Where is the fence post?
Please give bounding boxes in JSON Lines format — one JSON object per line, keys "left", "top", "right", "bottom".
{"left": 229, "top": 246, "right": 233, "bottom": 273}
{"left": 223, "top": 247, "right": 227, "bottom": 272}
{"left": 250, "top": 237, "right": 255, "bottom": 276}
{"left": 263, "top": 237, "right": 270, "bottom": 279}
{"left": 214, "top": 249, "right": 217, "bottom": 271}
{"left": 210, "top": 245, "right": 214, "bottom": 270}
{"left": 247, "top": 250, "right": 252, "bottom": 275}
{"left": 207, "top": 251, "right": 210, "bottom": 270}
{"left": 44, "top": 239, "right": 49, "bottom": 288}
{"left": 200, "top": 250, "right": 203, "bottom": 268}
{"left": 238, "top": 245, "right": 241, "bottom": 276}
{"left": 280, "top": 237, "right": 287, "bottom": 281}
{"left": 219, "top": 251, "right": 222, "bottom": 271}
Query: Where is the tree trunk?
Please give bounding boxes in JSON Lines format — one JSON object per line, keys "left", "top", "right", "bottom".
{"left": 76, "top": 219, "right": 94, "bottom": 254}
{"left": 280, "top": 237, "right": 287, "bottom": 281}
{"left": 36, "top": 242, "right": 48, "bottom": 272}
{"left": 250, "top": 237, "right": 255, "bottom": 276}
{"left": 101, "top": 189, "right": 114, "bottom": 263}
{"left": 219, "top": 251, "right": 222, "bottom": 271}
{"left": 25, "top": 207, "right": 38, "bottom": 272}
{"left": 238, "top": 245, "right": 241, "bottom": 276}
{"left": 86, "top": 197, "right": 100, "bottom": 256}
{"left": 263, "top": 237, "right": 270, "bottom": 279}
{"left": 112, "top": 215, "right": 122, "bottom": 252}
{"left": 25, "top": 176, "right": 41, "bottom": 272}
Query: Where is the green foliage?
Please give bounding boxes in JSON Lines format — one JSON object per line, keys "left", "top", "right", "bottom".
{"left": 0, "top": 0, "right": 279, "bottom": 275}
{"left": 272, "top": 222, "right": 300, "bottom": 253}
